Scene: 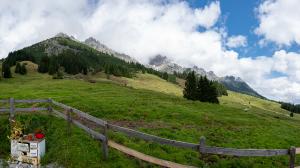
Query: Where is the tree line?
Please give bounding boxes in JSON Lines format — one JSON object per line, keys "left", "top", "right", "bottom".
{"left": 281, "top": 102, "right": 300, "bottom": 114}
{"left": 1, "top": 61, "right": 28, "bottom": 78}
{"left": 183, "top": 71, "right": 222, "bottom": 104}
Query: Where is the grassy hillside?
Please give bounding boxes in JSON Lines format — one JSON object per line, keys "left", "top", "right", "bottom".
{"left": 121, "top": 73, "right": 293, "bottom": 117}
{"left": 123, "top": 73, "right": 183, "bottom": 96}
{"left": 0, "top": 71, "right": 299, "bottom": 167}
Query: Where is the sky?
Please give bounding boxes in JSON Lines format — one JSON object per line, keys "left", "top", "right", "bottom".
{"left": 0, "top": 0, "right": 300, "bottom": 103}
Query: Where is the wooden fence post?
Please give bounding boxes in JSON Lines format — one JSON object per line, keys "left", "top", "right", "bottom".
{"left": 102, "top": 123, "right": 109, "bottom": 160}
{"left": 289, "top": 146, "right": 296, "bottom": 168}
{"left": 9, "top": 98, "right": 15, "bottom": 124}
{"left": 67, "top": 108, "right": 72, "bottom": 136}
{"left": 199, "top": 136, "right": 206, "bottom": 159}
{"left": 47, "top": 98, "right": 53, "bottom": 116}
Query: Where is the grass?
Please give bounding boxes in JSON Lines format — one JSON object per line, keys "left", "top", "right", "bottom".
{"left": 0, "top": 71, "right": 299, "bottom": 167}
{"left": 123, "top": 73, "right": 183, "bottom": 96}
{"left": 0, "top": 114, "right": 141, "bottom": 168}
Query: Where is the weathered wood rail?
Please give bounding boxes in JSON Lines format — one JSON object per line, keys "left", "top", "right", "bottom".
{"left": 1, "top": 98, "right": 299, "bottom": 168}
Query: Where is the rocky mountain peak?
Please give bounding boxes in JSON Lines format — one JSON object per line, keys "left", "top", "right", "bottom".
{"left": 84, "top": 37, "right": 137, "bottom": 63}
{"left": 85, "top": 37, "right": 97, "bottom": 42}
{"left": 222, "top": 76, "right": 245, "bottom": 83}
{"left": 55, "top": 32, "right": 76, "bottom": 40}
{"left": 149, "top": 55, "right": 218, "bottom": 80}
{"left": 149, "top": 55, "right": 170, "bottom": 66}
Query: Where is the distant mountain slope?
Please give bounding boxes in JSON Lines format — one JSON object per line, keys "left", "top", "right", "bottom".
{"left": 3, "top": 33, "right": 154, "bottom": 78}
{"left": 84, "top": 37, "right": 137, "bottom": 63}
{"left": 149, "top": 55, "right": 218, "bottom": 80}
{"left": 219, "top": 76, "right": 264, "bottom": 98}
{"left": 149, "top": 55, "right": 264, "bottom": 98}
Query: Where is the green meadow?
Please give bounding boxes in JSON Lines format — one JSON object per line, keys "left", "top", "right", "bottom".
{"left": 0, "top": 71, "right": 299, "bottom": 167}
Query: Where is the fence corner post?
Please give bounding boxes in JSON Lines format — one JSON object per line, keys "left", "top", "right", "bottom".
{"left": 289, "top": 146, "right": 296, "bottom": 168}
{"left": 102, "top": 122, "right": 109, "bottom": 160}
{"left": 199, "top": 136, "right": 206, "bottom": 160}
{"left": 9, "top": 98, "right": 15, "bottom": 124}
{"left": 102, "top": 137, "right": 109, "bottom": 160}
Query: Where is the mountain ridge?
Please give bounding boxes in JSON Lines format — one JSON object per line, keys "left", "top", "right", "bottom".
{"left": 148, "top": 55, "right": 264, "bottom": 98}
{"left": 84, "top": 37, "right": 137, "bottom": 63}
{"left": 4, "top": 32, "right": 264, "bottom": 98}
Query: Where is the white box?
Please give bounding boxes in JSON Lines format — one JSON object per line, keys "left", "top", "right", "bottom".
{"left": 11, "top": 139, "right": 46, "bottom": 165}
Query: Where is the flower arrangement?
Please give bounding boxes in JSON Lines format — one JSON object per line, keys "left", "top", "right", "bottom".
{"left": 8, "top": 120, "right": 24, "bottom": 140}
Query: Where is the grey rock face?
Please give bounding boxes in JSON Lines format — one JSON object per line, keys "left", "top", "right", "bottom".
{"left": 149, "top": 55, "right": 218, "bottom": 81}
{"left": 84, "top": 37, "right": 137, "bottom": 63}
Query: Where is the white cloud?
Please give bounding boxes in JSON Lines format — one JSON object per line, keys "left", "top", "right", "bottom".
{"left": 226, "top": 35, "right": 247, "bottom": 48}
{"left": 224, "top": 50, "right": 300, "bottom": 103}
{"left": 255, "top": 0, "right": 300, "bottom": 46}
{"left": 0, "top": 0, "right": 300, "bottom": 103}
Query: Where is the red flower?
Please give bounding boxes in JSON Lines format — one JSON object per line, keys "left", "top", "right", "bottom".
{"left": 35, "top": 133, "right": 45, "bottom": 139}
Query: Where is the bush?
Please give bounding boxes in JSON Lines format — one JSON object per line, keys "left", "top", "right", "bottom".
{"left": 15, "top": 62, "right": 21, "bottom": 73}
{"left": 2, "top": 62, "right": 12, "bottom": 78}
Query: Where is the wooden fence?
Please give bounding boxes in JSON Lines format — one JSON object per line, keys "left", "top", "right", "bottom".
{"left": 0, "top": 98, "right": 299, "bottom": 168}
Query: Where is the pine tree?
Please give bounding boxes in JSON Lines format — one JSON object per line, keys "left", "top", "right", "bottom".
{"left": 195, "top": 76, "right": 219, "bottom": 104}
{"left": 48, "top": 57, "right": 59, "bottom": 75}
{"left": 20, "top": 64, "right": 27, "bottom": 75}
{"left": 207, "top": 80, "right": 219, "bottom": 104}
{"left": 183, "top": 71, "right": 197, "bottom": 100}
{"left": 196, "top": 76, "right": 204, "bottom": 101}
{"left": 2, "top": 63, "right": 12, "bottom": 78}
{"left": 15, "top": 62, "right": 21, "bottom": 73}
{"left": 38, "top": 55, "right": 49, "bottom": 73}
{"left": 212, "top": 81, "right": 228, "bottom": 96}
{"left": 162, "top": 72, "right": 168, "bottom": 80}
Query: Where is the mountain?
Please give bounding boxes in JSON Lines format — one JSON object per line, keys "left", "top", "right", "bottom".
{"left": 220, "top": 76, "right": 264, "bottom": 98}
{"left": 84, "top": 37, "right": 137, "bottom": 63}
{"left": 3, "top": 33, "right": 264, "bottom": 98}
{"left": 149, "top": 55, "right": 219, "bottom": 80}
{"left": 3, "top": 33, "right": 157, "bottom": 78}
{"left": 149, "top": 55, "right": 264, "bottom": 98}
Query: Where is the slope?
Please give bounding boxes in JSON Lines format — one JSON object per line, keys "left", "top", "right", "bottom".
{"left": 0, "top": 72, "right": 299, "bottom": 167}
{"left": 119, "top": 73, "right": 288, "bottom": 116}
{"left": 3, "top": 35, "right": 161, "bottom": 78}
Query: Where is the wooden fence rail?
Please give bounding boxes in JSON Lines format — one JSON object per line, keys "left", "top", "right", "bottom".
{"left": 51, "top": 109, "right": 109, "bottom": 159}
{"left": 0, "top": 98, "right": 299, "bottom": 168}
{"left": 0, "top": 100, "right": 9, "bottom": 103}
{"left": 198, "top": 136, "right": 290, "bottom": 157}
{"left": 107, "top": 123, "right": 199, "bottom": 150}
{"left": 51, "top": 100, "right": 107, "bottom": 127}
